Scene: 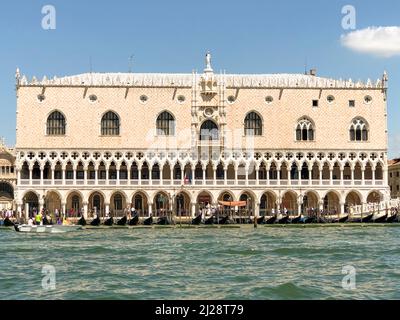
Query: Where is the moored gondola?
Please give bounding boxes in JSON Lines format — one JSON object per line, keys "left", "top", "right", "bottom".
{"left": 386, "top": 212, "right": 398, "bottom": 223}
{"left": 90, "top": 216, "right": 100, "bottom": 226}
{"left": 257, "top": 216, "right": 265, "bottom": 225}
{"left": 373, "top": 213, "right": 388, "bottom": 223}
{"left": 351, "top": 212, "right": 374, "bottom": 223}
{"left": 278, "top": 215, "right": 290, "bottom": 224}
{"left": 3, "top": 217, "right": 14, "bottom": 227}
{"left": 143, "top": 216, "right": 153, "bottom": 226}
{"left": 77, "top": 216, "right": 87, "bottom": 226}
{"left": 204, "top": 216, "right": 214, "bottom": 225}
{"left": 218, "top": 215, "right": 230, "bottom": 225}
{"left": 104, "top": 217, "right": 114, "bottom": 226}
{"left": 191, "top": 214, "right": 202, "bottom": 225}
{"left": 332, "top": 215, "right": 349, "bottom": 223}
{"left": 129, "top": 215, "right": 139, "bottom": 226}
{"left": 157, "top": 216, "right": 171, "bottom": 225}
{"left": 290, "top": 215, "right": 303, "bottom": 224}
{"left": 117, "top": 216, "right": 127, "bottom": 226}
{"left": 265, "top": 216, "right": 277, "bottom": 224}
{"left": 43, "top": 216, "right": 53, "bottom": 225}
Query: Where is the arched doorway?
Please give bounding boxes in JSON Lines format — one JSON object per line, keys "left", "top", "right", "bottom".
{"left": 0, "top": 181, "right": 14, "bottom": 210}
{"left": 239, "top": 192, "right": 255, "bottom": 217}
{"left": 302, "top": 191, "right": 319, "bottom": 215}
{"left": 367, "top": 191, "right": 382, "bottom": 204}
{"left": 324, "top": 191, "right": 340, "bottom": 214}
{"left": 218, "top": 191, "right": 234, "bottom": 215}
{"left": 175, "top": 192, "right": 190, "bottom": 216}
{"left": 66, "top": 192, "right": 83, "bottom": 217}
{"left": 45, "top": 191, "right": 61, "bottom": 215}
{"left": 23, "top": 191, "right": 39, "bottom": 218}
{"left": 260, "top": 191, "right": 276, "bottom": 216}
{"left": 345, "top": 191, "right": 361, "bottom": 213}
{"left": 196, "top": 191, "right": 212, "bottom": 214}
{"left": 281, "top": 191, "right": 298, "bottom": 214}
{"left": 132, "top": 192, "right": 148, "bottom": 217}
{"left": 199, "top": 120, "right": 219, "bottom": 141}
{"left": 153, "top": 192, "right": 170, "bottom": 216}
{"left": 110, "top": 192, "right": 127, "bottom": 216}
{"left": 89, "top": 192, "right": 104, "bottom": 217}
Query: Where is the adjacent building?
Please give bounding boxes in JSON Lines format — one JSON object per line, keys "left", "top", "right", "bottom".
{"left": 389, "top": 158, "right": 400, "bottom": 199}
{"left": 14, "top": 54, "right": 390, "bottom": 219}
{"left": 0, "top": 138, "right": 16, "bottom": 210}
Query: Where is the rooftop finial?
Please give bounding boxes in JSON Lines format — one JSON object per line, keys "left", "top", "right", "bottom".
{"left": 15, "top": 67, "right": 20, "bottom": 81}
{"left": 204, "top": 51, "right": 213, "bottom": 73}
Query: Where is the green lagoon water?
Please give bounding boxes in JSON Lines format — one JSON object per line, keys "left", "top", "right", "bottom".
{"left": 1, "top": 225, "right": 400, "bottom": 300}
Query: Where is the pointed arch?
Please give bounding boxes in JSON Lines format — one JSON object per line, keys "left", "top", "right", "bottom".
{"left": 156, "top": 111, "right": 175, "bottom": 136}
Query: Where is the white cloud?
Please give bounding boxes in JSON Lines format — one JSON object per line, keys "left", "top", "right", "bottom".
{"left": 341, "top": 26, "right": 400, "bottom": 57}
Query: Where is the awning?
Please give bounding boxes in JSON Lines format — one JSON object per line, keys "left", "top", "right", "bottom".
{"left": 218, "top": 201, "right": 248, "bottom": 207}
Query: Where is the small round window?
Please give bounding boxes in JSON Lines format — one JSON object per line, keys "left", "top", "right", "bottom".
{"left": 89, "top": 94, "right": 98, "bottom": 103}
{"left": 227, "top": 95, "right": 236, "bottom": 104}
{"left": 37, "top": 94, "right": 46, "bottom": 103}
{"left": 364, "top": 95, "right": 372, "bottom": 104}
{"left": 327, "top": 95, "right": 335, "bottom": 104}
{"left": 140, "top": 95, "right": 148, "bottom": 104}
{"left": 177, "top": 95, "right": 186, "bottom": 104}
{"left": 265, "top": 96, "right": 273, "bottom": 104}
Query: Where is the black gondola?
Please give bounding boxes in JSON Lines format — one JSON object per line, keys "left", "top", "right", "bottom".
{"left": 191, "top": 214, "right": 202, "bottom": 225}
{"left": 373, "top": 213, "right": 388, "bottom": 223}
{"left": 104, "top": 217, "right": 114, "bottom": 226}
{"left": 332, "top": 215, "right": 349, "bottom": 223}
{"left": 129, "top": 215, "right": 139, "bottom": 226}
{"left": 257, "top": 216, "right": 265, "bottom": 225}
{"left": 78, "top": 216, "right": 87, "bottom": 226}
{"left": 291, "top": 215, "right": 303, "bottom": 224}
{"left": 204, "top": 216, "right": 214, "bottom": 225}
{"left": 143, "top": 216, "right": 153, "bottom": 226}
{"left": 90, "top": 216, "right": 100, "bottom": 226}
{"left": 278, "top": 215, "right": 290, "bottom": 224}
{"left": 43, "top": 216, "right": 53, "bottom": 225}
{"left": 304, "top": 216, "right": 317, "bottom": 224}
{"left": 117, "top": 216, "right": 127, "bottom": 226}
{"left": 3, "top": 217, "right": 14, "bottom": 227}
{"left": 265, "top": 216, "right": 277, "bottom": 224}
{"left": 386, "top": 213, "right": 398, "bottom": 223}
{"left": 351, "top": 213, "right": 374, "bottom": 223}
{"left": 157, "top": 216, "right": 171, "bottom": 225}
{"left": 218, "top": 215, "right": 230, "bottom": 225}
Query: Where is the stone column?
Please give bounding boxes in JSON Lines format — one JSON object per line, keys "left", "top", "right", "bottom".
{"left": 105, "top": 203, "right": 110, "bottom": 215}
{"left": 148, "top": 203, "right": 153, "bottom": 217}
{"left": 62, "top": 168, "right": 66, "bottom": 185}
{"left": 138, "top": 166, "right": 142, "bottom": 185}
{"left": 255, "top": 202, "right": 260, "bottom": 217}
{"left": 84, "top": 167, "right": 88, "bottom": 185}
{"left": 160, "top": 169, "right": 163, "bottom": 185}
{"left": 29, "top": 167, "right": 33, "bottom": 186}
{"left": 127, "top": 166, "right": 131, "bottom": 185}
{"left": 25, "top": 203, "right": 29, "bottom": 220}
{"left": 94, "top": 166, "right": 98, "bottom": 185}
{"left": 40, "top": 167, "right": 44, "bottom": 185}
{"left": 203, "top": 166, "right": 206, "bottom": 185}
{"left": 181, "top": 169, "right": 185, "bottom": 185}
{"left": 277, "top": 168, "right": 281, "bottom": 186}
{"left": 191, "top": 203, "right": 196, "bottom": 218}
{"left": 351, "top": 167, "right": 354, "bottom": 185}
{"left": 83, "top": 202, "right": 88, "bottom": 219}
{"left": 51, "top": 168, "right": 55, "bottom": 186}
{"left": 329, "top": 169, "right": 333, "bottom": 185}
{"left": 17, "top": 204, "right": 22, "bottom": 220}
{"left": 287, "top": 168, "right": 291, "bottom": 186}
{"left": 266, "top": 168, "right": 270, "bottom": 185}
{"left": 73, "top": 165, "right": 77, "bottom": 186}
{"left": 116, "top": 166, "right": 120, "bottom": 185}
{"left": 192, "top": 168, "right": 196, "bottom": 186}
{"left": 319, "top": 200, "right": 324, "bottom": 213}
{"left": 61, "top": 203, "right": 66, "bottom": 216}
{"left": 340, "top": 202, "right": 345, "bottom": 215}
{"left": 256, "top": 168, "right": 260, "bottom": 186}
{"left": 308, "top": 169, "right": 312, "bottom": 186}
{"left": 319, "top": 169, "right": 323, "bottom": 185}
{"left": 213, "top": 168, "right": 217, "bottom": 185}
{"left": 361, "top": 169, "right": 365, "bottom": 186}
{"left": 245, "top": 169, "right": 249, "bottom": 186}
{"left": 17, "top": 168, "right": 21, "bottom": 186}
{"left": 234, "top": 166, "right": 238, "bottom": 185}
{"left": 106, "top": 166, "right": 109, "bottom": 185}
{"left": 372, "top": 167, "right": 376, "bottom": 185}
{"left": 170, "top": 167, "right": 174, "bottom": 185}
{"left": 149, "top": 166, "right": 153, "bottom": 186}
{"left": 340, "top": 168, "right": 344, "bottom": 186}
{"left": 224, "top": 168, "right": 227, "bottom": 185}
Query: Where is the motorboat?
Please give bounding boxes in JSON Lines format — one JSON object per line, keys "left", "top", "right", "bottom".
{"left": 14, "top": 224, "right": 82, "bottom": 233}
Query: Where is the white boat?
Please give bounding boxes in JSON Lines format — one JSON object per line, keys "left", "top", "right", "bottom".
{"left": 14, "top": 224, "right": 82, "bottom": 233}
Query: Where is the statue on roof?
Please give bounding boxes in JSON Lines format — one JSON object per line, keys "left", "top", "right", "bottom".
{"left": 204, "top": 51, "right": 213, "bottom": 73}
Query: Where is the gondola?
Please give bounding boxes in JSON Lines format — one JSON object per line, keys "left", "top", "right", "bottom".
{"left": 104, "top": 217, "right": 114, "bottom": 226}
{"left": 90, "top": 216, "right": 100, "bottom": 226}
{"left": 117, "top": 216, "right": 127, "bottom": 226}
{"left": 256, "top": 216, "right": 265, "bottom": 225}
{"left": 77, "top": 216, "right": 87, "bottom": 226}
{"left": 373, "top": 213, "right": 388, "bottom": 223}
{"left": 386, "top": 213, "right": 398, "bottom": 223}
{"left": 191, "top": 214, "right": 202, "bottom": 225}
{"left": 332, "top": 215, "right": 349, "bottom": 223}
{"left": 143, "top": 216, "right": 153, "bottom": 226}
{"left": 278, "top": 215, "right": 290, "bottom": 224}
{"left": 265, "top": 216, "right": 277, "bottom": 224}
{"left": 157, "top": 216, "right": 171, "bottom": 225}
{"left": 304, "top": 216, "right": 317, "bottom": 224}
{"left": 128, "top": 215, "right": 139, "bottom": 226}
{"left": 351, "top": 213, "right": 374, "bottom": 223}
{"left": 204, "top": 216, "right": 214, "bottom": 225}
{"left": 290, "top": 215, "right": 303, "bottom": 224}
{"left": 217, "top": 215, "right": 230, "bottom": 225}
{"left": 3, "top": 217, "right": 15, "bottom": 227}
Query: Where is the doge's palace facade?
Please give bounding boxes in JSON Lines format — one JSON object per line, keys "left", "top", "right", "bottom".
{"left": 14, "top": 54, "right": 390, "bottom": 219}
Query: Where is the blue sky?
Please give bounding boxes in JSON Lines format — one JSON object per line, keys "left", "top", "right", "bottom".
{"left": 0, "top": 0, "right": 399, "bottom": 157}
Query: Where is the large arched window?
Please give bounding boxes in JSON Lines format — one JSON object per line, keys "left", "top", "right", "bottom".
{"left": 350, "top": 118, "right": 368, "bottom": 141}
{"left": 47, "top": 111, "right": 66, "bottom": 135}
{"left": 296, "top": 117, "right": 314, "bottom": 141}
{"left": 244, "top": 112, "right": 262, "bottom": 136}
{"left": 156, "top": 111, "right": 175, "bottom": 136}
{"left": 101, "top": 111, "right": 120, "bottom": 136}
{"left": 200, "top": 120, "right": 219, "bottom": 141}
